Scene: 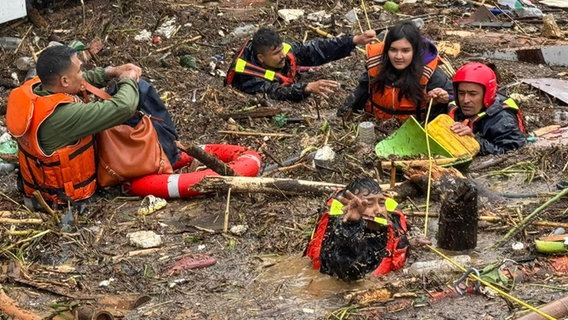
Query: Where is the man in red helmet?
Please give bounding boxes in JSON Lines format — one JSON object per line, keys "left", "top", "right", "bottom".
{"left": 448, "top": 62, "right": 526, "bottom": 155}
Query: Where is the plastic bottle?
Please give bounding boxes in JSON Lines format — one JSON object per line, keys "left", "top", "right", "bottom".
{"left": 0, "top": 162, "right": 16, "bottom": 174}
{"left": 358, "top": 121, "right": 376, "bottom": 144}
{"left": 405, "top": 255, "right": 472, "bottom": 276}
{"left": 0, "top": 37, "right": 22, "bottom": 50}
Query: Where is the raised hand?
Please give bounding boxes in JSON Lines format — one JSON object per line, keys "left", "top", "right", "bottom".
{"left": 305, "top": 79, "right": 340, "bottom": 99}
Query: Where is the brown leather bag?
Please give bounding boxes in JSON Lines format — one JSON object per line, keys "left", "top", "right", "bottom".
{"left": 96, "top": 113, "right": 173, "bottom": 187}
{"left": 82, "top": 82, "right": 173, "bottom": 187}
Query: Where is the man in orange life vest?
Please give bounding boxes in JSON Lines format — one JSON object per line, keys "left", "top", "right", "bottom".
{"left": 6, "top": 45, "right": 143, "bottom": 207}
{"left": 305, "top": 177, "right": 430, "bottom": 281}
{"left": 448, "top": 62, "right": 526, "bottom": 155}
{"left": 225, "top": 27, "right": 376, "bottom": 102}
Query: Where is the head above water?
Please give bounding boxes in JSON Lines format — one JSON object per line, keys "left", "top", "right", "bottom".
{"left": 37, "top": 45, "right": 84, "bottom": 94}
{"left": 384, "top": 21, "right": 423, "bottom": 72}
{"left": 252, "top": 27, "right": 286, "bottom": 69}
{"left": 375, "top": 21, "right": 425, "bottom": 108}
{"left": 453, "top": 62, "right": 498, "bottom": 116}
{"left": 343, "top": 177, "right": 382, "bottom": 197}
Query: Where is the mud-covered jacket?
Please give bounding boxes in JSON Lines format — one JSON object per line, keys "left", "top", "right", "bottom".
{"left": 6, "top": 77, "right": 97, "bottom": 204}
{"left": 448, "top": 94, "right": 526, "bottom": 155}
{"left": 225, "top": 41, "right": 297, "bottom": 87}
{"left": 305, "top": 201, "right": 410, "bottom": 281}
{"left": 339, "top": 38, "right": 453, "bottom": 121}
{"left": 225, "top": 35, "right": 357, "bottom": 102}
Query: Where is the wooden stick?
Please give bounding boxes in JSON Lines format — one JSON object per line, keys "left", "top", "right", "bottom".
{"left": 111, "top": 247, "right": 167, "bottom": 263}
{"left": 403, "top": 211, "right": 568, "bottom": 229}
{"left": 382, "top": 157, "right": 460, "bottom": 169}
{"left": 389, "top": 160, "right": 396, "bottom": 188}
{"left": 354, "top": 8, "right": 365, "bottom": 33}
{"left": 220, "top": 107, "right": 282, "bottom": 120}
{"left": 192, "top": 176, "right": 394, "bottom": 196}
{"left": 0, "top": 218, "right": 43, "bottom": 225}
{"left": 224, "top": 188, "right": 231, "bottom": 233}
{"left": 32, "top": 191, "right": 59, "bottom": 223}
{"left": 14, "top": 25, "right": 33, "bottom": 54}
{"left": 179, "top": 144, "right": 237, "bottom": 176}
{"left": 29, "top": 44, "right": 39, "bottom": 62}
{"left": 218, "top": 130, "right": 295, "bottom": 138}
{"left": 0, "top": 287, "right": 42, "bottom": 320}
{"left": 361, "top": 0, "right": 372, "bottom": 30}
{"left": 495, "top": 188, "right": 568, "bottom": 248}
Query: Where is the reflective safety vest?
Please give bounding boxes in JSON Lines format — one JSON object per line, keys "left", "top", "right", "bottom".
{"left": 364, "top": 42, "right": 439, "bottom": 121}
{"left": 448, "top": 97, "right": 527, "bottom": 134}
{"left": 6, "top": 77, "right": 97, "bottom": 204}
{"left": 305, "top": 198, "right": 409, "bottom": 276}
{"left": 225, "top": 41, "right": 297, "bottom": 86}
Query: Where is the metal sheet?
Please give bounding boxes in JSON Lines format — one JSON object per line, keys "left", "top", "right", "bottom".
{"left": 522, "top": 78, "right": 568, "bottom": 105}
{"left": 0, "top": 0, "right": 27, "bottom": 24}
{"left": 483, "top": 45, "right": 568, "bottom": 67}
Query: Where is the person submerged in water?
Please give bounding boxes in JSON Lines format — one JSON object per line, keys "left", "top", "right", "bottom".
{"left": 305, "top": 177, "right": 430, "bottom": 281}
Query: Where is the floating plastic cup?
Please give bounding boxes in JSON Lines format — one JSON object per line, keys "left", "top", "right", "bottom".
{"left": 358, "top": 121, "right": 376, "bottom": 145}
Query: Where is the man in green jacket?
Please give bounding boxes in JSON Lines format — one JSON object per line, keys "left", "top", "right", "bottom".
{"left": 6, "top": 45, "right": 141, "bottom": 206}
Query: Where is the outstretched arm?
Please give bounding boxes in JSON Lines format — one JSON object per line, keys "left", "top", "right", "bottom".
{"left": 292, "top": 30, "right": 375, "bottom": 66}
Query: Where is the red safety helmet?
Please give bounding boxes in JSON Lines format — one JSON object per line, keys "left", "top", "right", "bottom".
{"left": 453, "top": 62, "right": 497, "bottom": 108}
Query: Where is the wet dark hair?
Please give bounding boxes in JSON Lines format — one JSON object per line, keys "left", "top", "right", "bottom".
{"left": 341, "top": 177, "right": 382, "bottom": 197}
{"left": 36, "top": 45, "right": 77, "bottom": 86}
{"left": 252, "top": 27, "right": 282, "bottom": 56}
{"left": 373, "top": 21, "right": 424, "bottom": 109}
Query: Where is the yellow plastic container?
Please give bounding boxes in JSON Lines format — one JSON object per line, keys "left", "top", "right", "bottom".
{"left": 425, "top": 114, "right": 480, "bottom": 158}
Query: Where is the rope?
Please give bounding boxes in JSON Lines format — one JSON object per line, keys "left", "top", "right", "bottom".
{"left": 361, "top": 0, "right": 372, "bottom": 30}
{"left": 423, "top": 98, "right": 434, "bottom": 235}
{"left": 427, "top": 245, "right": 555, "bottom": 320}
{"left": 421, "top": 98, "right": 554, "bottom": 319}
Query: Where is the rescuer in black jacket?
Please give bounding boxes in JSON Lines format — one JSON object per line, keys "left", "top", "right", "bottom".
{"left": 225, "top": 27, "right": 376, "bottom": 102}
{"left": 448, "top": 62, "right": 526, "bottom": 155}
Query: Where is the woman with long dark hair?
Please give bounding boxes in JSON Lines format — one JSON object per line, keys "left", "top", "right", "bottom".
{"left": 338, "top": 21, "right": 453, "bottom": 122}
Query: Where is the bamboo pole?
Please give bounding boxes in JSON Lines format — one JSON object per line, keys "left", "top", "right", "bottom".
{"left": 0, "top": 218, "right": 43, "bottom": 225}
{"left": 495, "top": 188, "right": 568, "bottom": 248}
{"left": 381, "top": 157, "right": 460, "bottom": 169}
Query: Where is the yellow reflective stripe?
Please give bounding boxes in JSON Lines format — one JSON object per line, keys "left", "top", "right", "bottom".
{"left": 477, "top": 111, "right": 486, "bottom": 118}
{"left": 385, "top": 198, "right": 398, "bottom": 212}
{"left": 503, "top": 98, "right": 519, "bottom": 110}
{"left": 373, "top": 217, "right": 388, "bottom": 225}
{"left": 329, "top": 199, "right": 344, "bottom": 215}
{"left": 235, "top": 59, "right": 247, "bottom": 72}
{"left": 282, "top": 42, "right": 291, "bottom": 54}
{"left": 264, "top": 69, "right": 276, "bottom": 81}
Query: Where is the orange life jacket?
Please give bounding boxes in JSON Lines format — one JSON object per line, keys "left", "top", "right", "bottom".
{"left": 225, "top": 41, "right": 297, "bottom": 86}
{"left": 6, "top": 77, "right": 97, "bottom": 204}
{"left": 306, "top": 206, "right": 409, "bottom": 276}
{"left": 448, "top": 98, "right": 527, "bottom": 134}
{"left": 365, "top": 42, "right": 439, "bottom": 121}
